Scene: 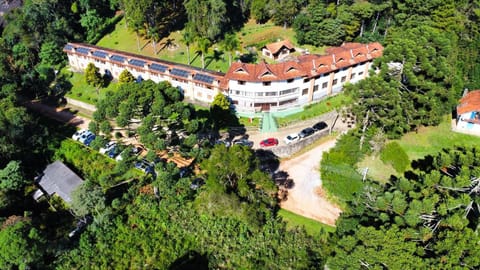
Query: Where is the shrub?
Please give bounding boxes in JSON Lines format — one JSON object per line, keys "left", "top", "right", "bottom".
{"left": 380, "top": 142, "right": 409, "bottom": 173}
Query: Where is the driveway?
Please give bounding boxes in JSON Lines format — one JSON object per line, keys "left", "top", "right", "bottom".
{"left": 279, "top": 138, "right": 342, "bottom": 226}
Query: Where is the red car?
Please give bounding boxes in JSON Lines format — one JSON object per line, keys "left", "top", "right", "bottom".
{"left": 260, "top": 138, "right": 279, "bottom": 147}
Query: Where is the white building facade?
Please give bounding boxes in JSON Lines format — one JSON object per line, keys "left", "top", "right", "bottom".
{"left": 64, "top": 42, "right": 383, "bottom": 114}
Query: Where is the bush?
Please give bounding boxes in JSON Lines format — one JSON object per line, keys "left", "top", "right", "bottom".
{"left": 380, "top": 142, "right": 409, "bottom": 173}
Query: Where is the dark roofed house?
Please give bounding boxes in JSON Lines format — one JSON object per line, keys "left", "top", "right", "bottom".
{"left": 262, "top": 39, "right": 295, "bottom": 61}
{"left": 33, "top": 161, "right": 83, "bottom": 203}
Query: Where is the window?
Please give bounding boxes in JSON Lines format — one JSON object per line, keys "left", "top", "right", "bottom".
{"left": 313, "top": 85, "right": 319, "bottom": 92}
{"left": 235, "top": 90, "right": 241, "bottom": 95}
{"left": 358, "top": 71, "right": 364, "bottom": 76}
{"left": 341, "top": 76, "right": 346, "bottom": 83}
{"left": 322, "top": 82, "right": 328, "bottom": 89}
{"left": 197, "top": 92, "right": 203, "bottom": 97}
{"left": 287, "top": 78, "right": 294, "bottom": 83}
{"left": 302, "top": 88, "right": 308, "bottom": 95}
{"left": 266, "top": 92, "right": 277, "bottom": 96}
{"left": 255, "top": 92, "right": 263, "bottom": 97}
{"left": 207, "top": 95, "right": 212, "bottom": 100}
{"left": 303, "top": 78, "right": 310, "bottom": 83}
{"left": 238, "top": 80, "right": 245, "bottom": 85}
{"left": 350, "top": 73, "right": 356, "bottom": 79}
{"left": 333, "top": 79, "right": 338, "bottom": 85}
{"left": 280, "top": 88, "right": 298, "bottom": 95}
{"left": 263, "top": 81, "right": 271, "bottom": 86}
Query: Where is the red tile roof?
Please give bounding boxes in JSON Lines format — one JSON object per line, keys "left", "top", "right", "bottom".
{"left": 458, "top": 90, "right": 480, "bottom": 115}
{"left": 226, "top": 42, "right": 383, "bottom": 82}
{"left": 263, "top": 39, "right": 295, "bottom": 54}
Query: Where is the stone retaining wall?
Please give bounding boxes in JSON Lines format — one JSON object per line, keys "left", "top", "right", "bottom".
{"left": 271, "top": 128, "right": 330, "bottom": 158}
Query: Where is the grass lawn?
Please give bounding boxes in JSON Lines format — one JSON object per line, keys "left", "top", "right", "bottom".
{"left": 95, "top": 18, "right": 324, "bottom": 73}
{"left": 63, "top": 69, "right": 119, "bottom": 104}
{"left": 278, "top": 209, "right": 335, "bottom": 237}
{"left": 276, "top": 94, "right": 352, "bottom": 127}
{"left": 359, "top": 115, "right": 480, "bottom": 183}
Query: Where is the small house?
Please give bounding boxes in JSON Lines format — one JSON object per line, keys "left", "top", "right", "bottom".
{"left": 456, "top": 90, "right": 480, "bottom": 133}
{"left": 33, "top": 161, "right": 83, "bottom": 203}
{"left": 261, "top": 40, "right": 295, "bottom": 61}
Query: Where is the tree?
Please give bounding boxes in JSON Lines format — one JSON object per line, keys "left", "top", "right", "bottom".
{"left": 70, "top": 181, "right": 106, "bottom": 217}
{"left": 250, "top": 0, "right": 270, "bottom": 23}
{"left": 0, "top": 161, "right": 26, "bottom": 192}
{"left": 181, "top": 28, "right": 194, "bottom": 65}
{"left": 184, "top": 0, "right": 228, "bottom": 41}
{"left": 85, "top": 63, "right": 103, "bottom": 87}
{"left": 118, "top": 69, "right": 135, "bottom": 83}
{"left": 210, "top": 93, "right": 232, "bottom": 128}
{"left": 0, "top": 221, "right": 45, "bottom": 269}
{"left": 221, "top": 33, "right": 239, "bottom": 66}
{"left": 80, "top": 9, "right": 105, "bottom": 42}
{"left": 196, "top": 37, "right": 211, "bottom": 69}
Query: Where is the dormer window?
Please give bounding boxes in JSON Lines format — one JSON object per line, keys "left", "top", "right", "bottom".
{"left": 263, "top": 81, "right": 271, "bottom": 86}
{"left": 260, "top": 71, "right": 273, "bottom": 77}
{"left": 238, "top": 80, "right": 245, "bottom": 85}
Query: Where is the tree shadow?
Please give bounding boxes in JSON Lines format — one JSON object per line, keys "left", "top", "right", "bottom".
{"left": 410, "top": 155, "right": 435, "bottom": 173}
{"left": 158, "top": 38, "right": 176, "bottom": 53}
{"left": 205, "top": 50, "right": 224, "bottom": 69}
{"left": 168, "top": 251, "right": 209, "bottom": 270}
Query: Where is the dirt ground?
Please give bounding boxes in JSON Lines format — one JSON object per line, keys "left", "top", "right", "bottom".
{"left": 279, "top": 138, "right": 342, "bottom": 226}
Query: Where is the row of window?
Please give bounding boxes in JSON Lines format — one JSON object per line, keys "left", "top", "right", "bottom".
{"left": 230, "top": 87, "right": 299, "bottom": 97}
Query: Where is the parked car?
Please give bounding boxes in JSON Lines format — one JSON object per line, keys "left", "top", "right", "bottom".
{"left": 190, "top": 178, "right": 205, "bottom": 190}
{"left": 260, "top": 138, "right": 279, "bottom": 147}
{"left": 107, "top": 146, "right": 121, "bottom": 158}
{"left": 312, "top": 121, "right": 328, "bottom": 131}
{"left": 298, "top": 127, "right": 315, "bottom": 138}
{"left": 284, "top": 133, "right": 300, "bottom": 144}
{"left": 83, "top": 133, "right": 96, "bottom": 146}
{"left": 72, "top": 129, "right": 87, "bottom": 141}
{"left": 215, "top": 139, "right": 231, "bottom": 147}
{"left": 135, "top": 159, "right": 155, "bottom": 174}
{"left": 99, "top": 141, "right": 116, "bottom": 154}
{"left": 233, "top": 138, "right": 254, "bottom": 148}
{"left": 115, "top": 145, "right": 145, "bottom": 162}
{"left": 75, "top": 130, "right": 92, "bottom": 143}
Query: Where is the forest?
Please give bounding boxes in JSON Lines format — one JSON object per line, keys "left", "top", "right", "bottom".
{"left": 1, "top": 0, "right": 480, "bottom": 269}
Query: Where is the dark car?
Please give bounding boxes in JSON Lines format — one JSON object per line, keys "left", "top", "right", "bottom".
{"left": 260, "top": 138, "right": 279, "bottom": 147}
{"left": 312, "top": 121, "right": 328, "bottom": 131}
{"left": 233, "top": 138, "right": 254, "bottom": 148}
{"left": 298, "top": 127, "right": 315, "bottom": 138}
{"left": 83, "top": 134, "right": 96, "bottom": 146}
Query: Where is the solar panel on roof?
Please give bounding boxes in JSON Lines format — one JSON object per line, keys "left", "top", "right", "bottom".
{"left": 76, "top": 47, "right": 90, "bottom": 55}
{"left": 194, "top": 73, "right": 214, "bottom": 84}
{"left": 129, "top": 59, "right": 146, "bottom": 67}
{"left": 92, "top": 50, "right": 108, "bottom": 58}
{"left": 64, "top": 44, "right": 73, "bottom": 51}
{"left": 170, "top": 68, "right": 189, "bottom": 78}
{"left": 110, "top": 55, "right": 125, "bottom": 63}
{"left": 150, "top": 63, "right": 167, "bottom": 72}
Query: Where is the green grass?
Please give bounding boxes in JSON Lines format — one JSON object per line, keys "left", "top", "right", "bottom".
{"left": 278, "top": 209, "right": 335, "bottom": 236}
{"left": 63, "top": 69, "right": 119, "bottom": 104}
{"left": 359, "top": 115, "right": 480, "bottom": 183}
{"left": 276, "top": 94, "right": 352, "bottom": 127}
{"left": 95, "top": 18, "right": 324, "bottom": 73}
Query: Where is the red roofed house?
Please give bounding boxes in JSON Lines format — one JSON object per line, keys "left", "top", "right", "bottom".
{"left": 262, "top": 40, "right": 295, "bottom": 60}
{"left": 456, "top": 90, "right": 480, "bottom": 133}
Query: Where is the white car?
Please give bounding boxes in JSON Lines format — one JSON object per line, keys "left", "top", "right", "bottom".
{"left": 77, "top": 130, "right": 94, "bottom": 144}
{"left": 99, "top": 141, "right": 116, "bottom": 154}
{"left": 284, "top": 133, "right": 300, "bottom": 145}
{"left": 72, "top": 129, "right": 87, "bottom": 141}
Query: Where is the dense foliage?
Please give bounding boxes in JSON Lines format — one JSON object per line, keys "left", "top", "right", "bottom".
{"left": 1, "top": 0, "right": 480, "bottom": 269}
{"left": 329, "top": 146, "right": 480, "bottom": 269}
